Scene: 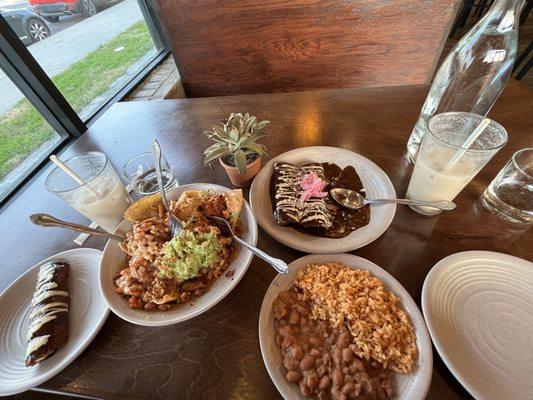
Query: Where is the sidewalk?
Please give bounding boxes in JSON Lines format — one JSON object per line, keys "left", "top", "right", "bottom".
{"left": 0, "top": 0, "right": 142, "bottom": 113}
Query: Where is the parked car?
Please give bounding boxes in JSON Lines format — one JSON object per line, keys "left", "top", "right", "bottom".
{"left": 0, "top": 7, "right": 50, "bottom": 45}
{"left": 28, "top": 0, "right": 110, "bottom": 21}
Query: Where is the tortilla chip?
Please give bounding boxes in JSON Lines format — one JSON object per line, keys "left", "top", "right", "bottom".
{"left": 173, "top": 190, "right": 207, "bottom": 220}
{"left": 123, "top": 194, "right": 162, "bottom": 222}
{"left": 224, "top": 189, "right": 243, "bottom": 226}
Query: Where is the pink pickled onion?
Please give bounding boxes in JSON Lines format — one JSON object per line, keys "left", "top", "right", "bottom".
{"left": 299, "top": 172, "right": 328, "bottom": 203}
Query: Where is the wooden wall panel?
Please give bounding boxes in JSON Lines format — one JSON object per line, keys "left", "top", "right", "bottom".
{"left": 157, "top": 0, "right": 460, "bottom": 97}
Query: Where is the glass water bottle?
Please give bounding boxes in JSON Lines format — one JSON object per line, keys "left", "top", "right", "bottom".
{"left": 406, "top": 0, "right": 523, "bottom": 163}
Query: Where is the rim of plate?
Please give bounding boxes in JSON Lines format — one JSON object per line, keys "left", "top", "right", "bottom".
{"left": 259, "top": 253, "right": 433, "bottom": 400}
{"left": 0, "top": 248, "right": 108, "bottom": 396}
{"left": 99, "top": 183, "right": 258, "bottom": 326}
{"left": 421, "top": 250, "right": 533, "bottom": 400}
{"left": 249, "top": 146, "right": 396, "bottom": 253}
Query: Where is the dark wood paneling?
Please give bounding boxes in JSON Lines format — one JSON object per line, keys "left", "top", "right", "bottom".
{"left": 1, "top": 81, "right": 531, "bottom": 399}
{"left": 157, "top": 0, "right": 460, "bottom": 97}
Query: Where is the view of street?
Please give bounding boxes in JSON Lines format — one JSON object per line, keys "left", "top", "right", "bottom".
{"left": 1, "top": 0, "right": 123, "bottom": 34}
{"left": 0, "top": 0, "right": 141, "bottom": 113}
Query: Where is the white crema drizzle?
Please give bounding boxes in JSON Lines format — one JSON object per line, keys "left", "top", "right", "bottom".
{"left": 26, "top": 263, "right": 69, "bottom": 355}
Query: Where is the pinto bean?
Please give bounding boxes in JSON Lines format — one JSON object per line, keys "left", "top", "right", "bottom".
{"left": 310, "top": 348, "right": 321, "bottom": 358}
{"left": 306, "top": 371, "right": 319, "bottom": 388}
{"left": 337, "top": 331, "right": 351, "bottom": 349}
{"left": 300, "top": 354, "right": 315, "bottom": 371}
{"left": 283, "top": 355, "right": 299, "bottom": 371}
{"left": 294, "top": 303, "right": 310, "bottom": 316}
{"left": 290, "top": 345, "right": 304, "bottom": 360}
{"left": 316, "top": 365, "right": 327, "bottom": 377}
{"left": 317, "top": 392, "right": 328, "bottom": 400}
{"left": 332, "top": 367, "right": 344, "bottom": 387}
{"left": 309, "top": 335, "right": 322, "bottom": 347}
{"left": 331, "top": 389, "right": 347, "bottom": 400}
{"left": 289, "top": 309, "right": 300, "bottom": 324}
{"left": 318, "top": 375, "right": 331, "bottom": 390}
{"left": 342, "top": 347, "right": 354, "bottom": 363}
{"left": 282, "top": 335, "right": 293, "bottom": 349}
{"left": 299, "top": 381, "right": 312, "bottom": 397}
{"left": 341, "top": 381, "right": 355, "bottom": 395}
{"left": 278, "top": 291, "right": 291, "bottom": 301}
{"left": 350, "top": 358, "right": 364, "bottom": 372}
{"left": 353, "top": 382, "right": 361, "bottom": 397}
{"left": 286, "top": 370, "right": 301, "bottom": 383}
{"left": 333, "top": 346, "right": 343, "bottom": 365}
{"left": 278, "top": 325, "right": 292, "bottom": 338}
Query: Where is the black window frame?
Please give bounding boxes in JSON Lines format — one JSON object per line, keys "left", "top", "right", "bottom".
{"left": 0, "top": 0, "right": 171, "bottom": 206}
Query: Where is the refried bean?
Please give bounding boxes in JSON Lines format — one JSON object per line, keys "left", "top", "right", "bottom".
{"left": 273, "top": 289, "right": 393, "bottom": 400}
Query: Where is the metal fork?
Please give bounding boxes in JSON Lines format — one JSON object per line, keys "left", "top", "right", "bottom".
{"left": 206, "top": 215, "right": 289, "bottom": 275}
{"left": 152, "top": 139, "right": 183, "bottom": 238}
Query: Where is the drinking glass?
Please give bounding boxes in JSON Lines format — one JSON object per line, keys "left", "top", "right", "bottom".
{"left": 45, "top": 151, "right": 131, "bottom": 233}
{"left": 481, "top": 148, "right": 533, "bottom": 224}
{"left": 122, "top": 152, "right": 178, "bottom": 197}
{"left": 406, "top": 112, "right": 508, "bottom": 215}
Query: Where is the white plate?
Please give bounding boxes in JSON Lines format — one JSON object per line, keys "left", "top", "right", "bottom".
{"left": 0, "top": 248, "right": 109, "bottom": 396}
{"left": 422, "top": 251, "right": 533, "bottom": 400}
{"left": 99, "top": 183, "right": 258, "bottom": 326}
{"left": 250, "top": 146, "right": 396, "bottom": 253}
{"left": 259, "top": 253, "right": 433, "bottom": 400}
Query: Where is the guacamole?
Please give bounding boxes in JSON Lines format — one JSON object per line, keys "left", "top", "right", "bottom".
{"left": 159, "top": 230, "right": 222, "bottom": 281}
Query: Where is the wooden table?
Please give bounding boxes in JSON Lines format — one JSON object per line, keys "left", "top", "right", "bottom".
{"left": 1, "top": 81, "right": 531, "bottom": 400}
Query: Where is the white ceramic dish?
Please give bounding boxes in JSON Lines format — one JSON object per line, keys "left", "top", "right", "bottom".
{"left": 249, "top": 146, "right": 396, "bottom": 253}
{"left": 0, "top": 248, "right": 108, "bottom": 396}
{"left": 259, "top": 253, "right": 433, "bottom": 400}
{"left": 99, "top": 183, "right": 258, "bottom": 326}
{"left": 422, "top": 251, "right": 533, "bottom": 400}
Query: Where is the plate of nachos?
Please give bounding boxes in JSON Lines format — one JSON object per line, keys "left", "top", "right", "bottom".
{"left": 99, "top": 183, "right": 258, "bottom": 326}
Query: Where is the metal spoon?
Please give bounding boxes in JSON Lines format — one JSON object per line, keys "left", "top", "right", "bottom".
{"left": 330, "top": 188, "right": 457, "bottom": 211}
{"left": 152, "top": 139, "right": 183, "bottom": 238}
{"left": 206, "top": 215, "right": 289, "bottom": 275}
{"left": 30, "top": 213, "right": 125, "bottom": 241}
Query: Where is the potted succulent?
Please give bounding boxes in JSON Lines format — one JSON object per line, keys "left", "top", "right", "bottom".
{"left": 204, "top": 112, "right": 270, "bottom": 187}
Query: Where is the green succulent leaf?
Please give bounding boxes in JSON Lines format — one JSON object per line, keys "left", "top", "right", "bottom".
{"left": 204, "top": 146, "right": 229, "bottom": 165}
{"left": 243, "top": 143, "right": 265, "bottom": 156}
{"left": 234, "top": 149, "right": 247, "bottom": 175}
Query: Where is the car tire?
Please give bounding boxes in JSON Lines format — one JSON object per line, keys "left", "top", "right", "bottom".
{"left": 80, "top": 0, "right": 98, "bottom": 17}
{"left": 44, "top": 16, "right": 59, "bottom": 22}
{"left": 27, "top": 18, "right": 50, "bottom": 43}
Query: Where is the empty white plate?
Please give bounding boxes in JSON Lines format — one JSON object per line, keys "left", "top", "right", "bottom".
{"left": 249, "top": 146, "right": 396, "bottom": 253}
{"left": 0, "top": 248, "right": 109, "bottom": 396}
{"left": 259, "top": 253, "right": 433, "bottom": 400}
{"left": 422, "top": 251, "right": 533, "bottom": 400}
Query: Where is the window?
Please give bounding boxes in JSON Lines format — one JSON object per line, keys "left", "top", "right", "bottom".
{"left": 0, "top": 79, "right": 66, "bottom": 199}
{"left": 0, "top": 0, "right": 169, "bottom": 203}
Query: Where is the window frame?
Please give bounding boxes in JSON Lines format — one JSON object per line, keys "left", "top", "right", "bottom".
{"left": 0, "top": 0, "right": 171, "bottom": 205}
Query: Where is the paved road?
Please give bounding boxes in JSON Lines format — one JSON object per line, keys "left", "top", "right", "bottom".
{"left": 0, "top": 0, "right": 27, "bottom": 10}
{"left": 0, "top": 0, "right": 124, "bottom": 35}
{"left": 0, "top": 0, "right": 142, "bottom": 114}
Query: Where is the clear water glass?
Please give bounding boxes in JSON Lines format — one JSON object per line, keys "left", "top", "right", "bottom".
{"left": 406, "top": 112, "right": 508, "bottom": 215}
{"left": 482, "top": 148, "right": 533, "bottom": 224}
{"left": 122, "top": 152, "right": 177, "bottom": 197}
{"left": 45, "top": 152, "right": 131, "bottom": 233}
